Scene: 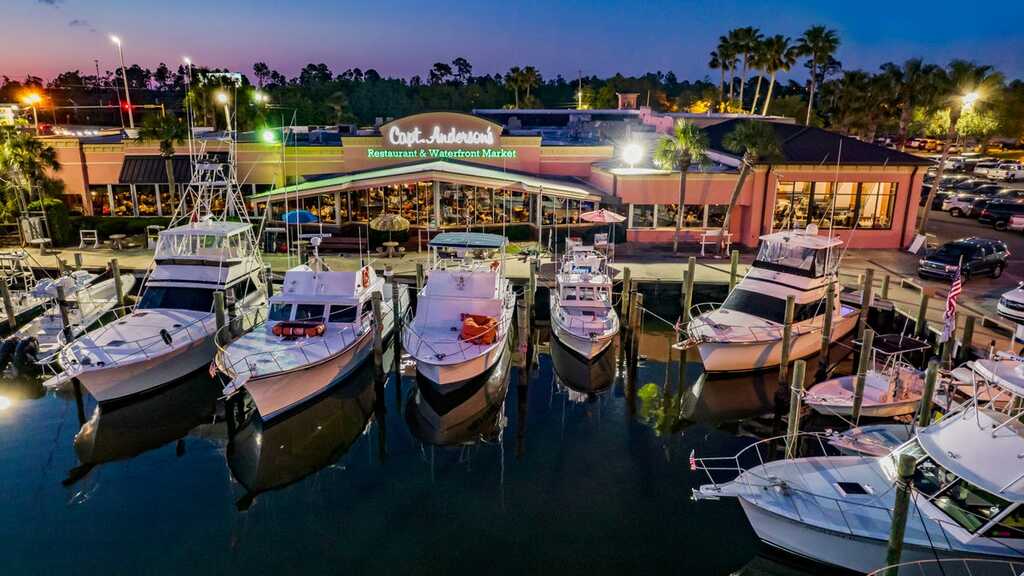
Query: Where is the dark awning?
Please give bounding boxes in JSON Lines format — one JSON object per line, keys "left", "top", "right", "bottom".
{"left": 119, "top": 155, "right": 193, "bottom": 184}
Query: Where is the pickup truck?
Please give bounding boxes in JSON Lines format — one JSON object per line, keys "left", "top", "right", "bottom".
{"left": 988, "top": 162, "right": 1024, "bottom": 182}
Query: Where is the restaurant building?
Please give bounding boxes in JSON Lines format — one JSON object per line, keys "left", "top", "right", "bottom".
{"left": 43, "top": 108, "right": 930, "bottom": 249}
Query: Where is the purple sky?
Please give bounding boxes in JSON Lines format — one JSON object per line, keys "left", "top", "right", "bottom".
{"left": 5, "top": 0, "right": 1022, "bottom": 82}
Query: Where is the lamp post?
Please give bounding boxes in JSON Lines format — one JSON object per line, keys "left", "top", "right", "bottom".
{"left": 216, "top": 91, "right": 231, "bottom": 133}
{"left": 110, "top": 35, "right": 134, "bottom": 128}
{"left": 21, "top": 93, "right": 42, "bottom": 135}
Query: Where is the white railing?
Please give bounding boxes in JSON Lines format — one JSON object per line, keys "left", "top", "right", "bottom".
{"left": 554, "top": 308, "right": 617, "bottom": 339}
{"left": 402, "top": 294, "right": 514, "bottom": 364}
{"left": 681, "top": 303, "right": 827, "bottom": 346}
{"left": 866, "top": 559, "right": 1024, "bottom": 575}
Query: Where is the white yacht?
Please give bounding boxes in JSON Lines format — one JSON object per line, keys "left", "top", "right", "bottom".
{"left": 550, "top": 242, "right": 619, "bottom": 359}
{"left": 217, "top": 258, "right": 404, "bottom": 421}
{"left": 6, "top": 269, "right": 136, "bottom": 371}
{"left": 694, "top": 356, "right": 1024, "bottom": 574}
{"left": 680, "top": 225, "right": 859, "bottom": 372}
{"left": 402, "top": 232, "right": 515, "bottom": 389}
{"left": 804, "top": 333, "right": 935, "bottom": 418}
{"left": 49, "top": 219, "right": 265, "bottom": 403}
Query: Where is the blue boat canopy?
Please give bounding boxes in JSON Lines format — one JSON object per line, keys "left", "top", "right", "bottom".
{"left": 429, "top": 232, "right": 507, "bottom": 249}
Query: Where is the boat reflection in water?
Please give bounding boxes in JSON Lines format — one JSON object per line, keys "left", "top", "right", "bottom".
{"left": 549, "top": 333, "right": 617, "bottom": 402}
{"left": 226, "top": 358, "right": 378, "bottom": 506}
{"left": 406, "top": 341, "right": 511, "bottom": 447}
{"left": 72, "top": 370, "right": 219, "bottom": 468}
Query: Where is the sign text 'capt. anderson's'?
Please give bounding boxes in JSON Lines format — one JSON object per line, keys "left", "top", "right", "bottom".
{"left": 387, "top": 125, "right": 496, "bottom": 148}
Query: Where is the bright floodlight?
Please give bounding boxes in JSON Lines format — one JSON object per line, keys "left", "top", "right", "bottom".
{"left": 215, "top": 91, "right": 229, "bottom": 104}
{"left": 622, "top": 143, "right": 643, "bottom": 168}
{"left": 261, "top": 129, "right": 276, "bottom": 143}
{"left": 254, "top": 91, "right": 269, "bottom": 104}
{"left": 962, "top": 91, "right": 980, "bottom": 108}
{"left": 109, "top": 35, "right": 121, "bottom": 45}
{"left": 21, "top": 92, "right": 42, "bottom": 105}
{"left": 183, "top": 56, "right": 191, "bottom": 65}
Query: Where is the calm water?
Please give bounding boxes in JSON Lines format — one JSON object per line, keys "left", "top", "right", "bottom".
{"left": 0, "top": 301, "right": 843, "bottom": 575}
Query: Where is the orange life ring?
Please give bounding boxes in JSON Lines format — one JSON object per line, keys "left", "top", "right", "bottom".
{"left": 361, "top": 267, "right": 370, "bottom": 288}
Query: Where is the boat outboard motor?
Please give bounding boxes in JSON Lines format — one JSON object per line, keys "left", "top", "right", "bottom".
{"left": 13, "top": 337, "right": 38, "bottom": 372}
{"left": 0, "top": 338, "right": 17, "bottom": 372}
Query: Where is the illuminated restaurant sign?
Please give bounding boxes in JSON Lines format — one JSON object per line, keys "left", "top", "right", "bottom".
{"left": 368, "top": 112, "right": 516, "bottom": 159}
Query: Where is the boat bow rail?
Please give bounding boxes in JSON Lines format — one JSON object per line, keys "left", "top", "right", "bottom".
{"left": 866, "top": 559, "right": 1024, "bottom": 575}
{"left": 401, "top": 297, "right": 513, "bottom": 364}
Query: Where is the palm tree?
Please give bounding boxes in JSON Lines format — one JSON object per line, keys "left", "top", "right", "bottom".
{"left": 504, "top": 66, "right": 523, "bottom": 108}
{"left": 0, "top": 126, "right": 60, "bottom": 213}
{"left": 759, "top": 35, "right": 798, "bottom": 115}
{"left": 717, "top": 36, "right": 738, "bottom": 105}
{"left": 719, "top": 122, "right": 782, "bottom": 240}
{"left": 881, "top": 59, "right": 942, "bottom": 151}
{"left": 708, "top": 50, "right": 724, "bottom": 105}
{"left": 521, "top": 66, "right": 541, "bottom": 101}
{"left": 797, "top": 26, "right": 840, "bottom": 125}
{"left": 653, "top": 120, "right": 709, "bottom": 254}
{"left": 732, "top": 27, "right": 763, "bottom": 110}
{"left": 918, "top": 61, "right": 1004, "bottom": 235}
{"left": 748, "top": 39, "right": 767, "bottom": 114}
{"left": 138, "top": 114, "right": 187, "bottom": 211}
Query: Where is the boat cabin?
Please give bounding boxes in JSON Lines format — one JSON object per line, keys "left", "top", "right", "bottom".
{"left": 752, "top": 225, "right": 842, "bottom": 279}
{"left": 427, "top": 232, "right": 507, "bottom": 276}
{"left": 154, "top": 220, "right": 256, "bottom": 265}
{"left": 266, "top": 266, "right": 378, "bottom": 335}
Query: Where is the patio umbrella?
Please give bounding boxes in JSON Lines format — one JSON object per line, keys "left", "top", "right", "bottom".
{"left": 370, "top": 213, "right": 411, "bottom": 243}
{"left": 282, "top": 209, "right": 319, "bottom": 224}
{"left": 581, "top": 209, "right": 625, "bottom": 258}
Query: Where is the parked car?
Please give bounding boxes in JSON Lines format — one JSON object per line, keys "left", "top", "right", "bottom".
{"left": 997, "top": 282, "right": 1024, "bottom": 323}
{"left": 918, "top": 237, "right": 1009, "bottom": 280}
{"left": 920, "top": 174, "right": 973, "bottom": 207}
{"left": 942, "top": 156, "right": 967, "bottom": 171}
{"left": 978, "top": 199, "right": 1024, "bottom": 230}
{"left": 1010, "top": 214, "right": 1024, "bottom": 232}
{"left": 988, "top": 162, "right": 1024, "bottom": 181}
{"left": 970, "top": 189, "right": 1024, "bottom": 218}
{"left": 972, "top": 160, "right": 1002, "bottom": 177}
{"left": 941, "top": 184, "right": 1006, "bottom": 216}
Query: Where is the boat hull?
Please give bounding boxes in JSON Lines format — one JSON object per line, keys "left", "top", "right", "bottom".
{"left": 416, "top": 335, "right": 508, "bottom": 390}
{"left": 550, "top": 315, "right": 615, "bottom": 359}
{"left": 740, "top": 497, "right": 1022, "bottom": 575}
{"left": 74, "top": 333, "right": 217, "bottom": 403}
{"left": 698, "top": 313, "right": 857, "bottom": 373}
{"left": 243, "top": 330, "right": 375, "bottom": 421}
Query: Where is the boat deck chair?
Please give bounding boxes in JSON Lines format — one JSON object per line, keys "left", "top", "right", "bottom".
{"left": 79, "top": 229, "right": 99, "bottom": 249}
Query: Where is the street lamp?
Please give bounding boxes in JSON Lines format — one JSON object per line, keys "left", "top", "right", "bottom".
{"left": 253, "top": 91, "right": 269, "bottom": 105}
{"left": 110, "top": 34, "right": 134, "bottom": 128}
{"left": 20, "top": 92, "right": 42, "bottom": 135}
{"left": 962, "top": 90, "right": 980, "bottom": 110}
{"left": 622, "top": 142, "right": 643, "bottom": 169}
{"left": 215, "top": 91, "right": 231, "bottom": 132}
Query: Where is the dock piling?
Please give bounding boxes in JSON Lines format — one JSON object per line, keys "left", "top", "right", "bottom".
{"left": 915, "top": 293, "right": 929, "bottom": 339}
{"left": 881, "top": 274, "right": 891, "bottom": 301}
{"left": 852, "top": 329, "right": 875, "bottom": 423}
{"left": 371, "top": 292, "right": 384, "bottom": 375}
{"left": 884, "top": 454, "right": 917, "bottom": 575}
{"left": 815, "top": 281, "right": 836, "bottom": 381}
{"left": 620, "top": 267, "right": 631, "bottom": 327}
{"left": 415, "top": 262, "right": 424, "bottom": 292}
{"left": 264, "top": 265, "right": 273, "bottom": 298}
{"left": 859, "top": 268, "right": 874, "bottom": 338}
{"left": 527, "top": 260, "right": 536, "bottom": 321}
{"left": 391, "top": 282, "right": 403, "bottom": 376}
{"left": 55, "top": 256, "right": 66, "bottom": 276}
{"left": 110, "top": 258, "right": 124, "bottom": 308}
{"left": 917, "top": 359, "right": 939, "bottom": 428}
{"left": 55, "top": 285, "right": 73, "bottom": 343}
{"left": 957, "top": 315, "right": 976, "bottom": 364}
{"left": 73, "top": 252, "right": 83, "bottom": 271}
{"left": 630, "top": 293, "right": 643, "bottom": 367}
{"left": 778, "top": 295, "right": 796, "bottom": 387}
{"left": 0, "top": 283, "right": 16, "bottom": 330}
{"left": 213, "top": 291, "right": 226, "bottom": 345}
{"left": 729, "top": 250, "right": 739, "bottom": 291}
{"left": 785, "top": 359, "right": 806, "bottom": 459}
{"left": 682, "top": 256, "right": 695, "bottom": 323}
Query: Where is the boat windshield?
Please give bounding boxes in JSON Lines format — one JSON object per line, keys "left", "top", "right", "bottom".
{"left": 155, "top": 232, "right": 251, "bottom": 260}
{"left": 720, "top": 289, "right": 821, "bottom": 324}
{"left": 754, "top": 240, "right": 836, "bottom": 277}
{"left": 138, "top": 286, "right": 215, "bottom": 313}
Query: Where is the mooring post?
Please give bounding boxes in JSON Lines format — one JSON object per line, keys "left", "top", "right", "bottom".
{"left": 55, "top": 256, "right": 66, "bottom": 276}
{"left": 527, "top": 260, "right": 536, "bottom": 321}
{"left": 631, "top": 293, "right": 644, "bottom": 367}
{"left": 620, "top": 266, "right": 632, "bottom": 327}
{"left": 55, "top": 285, "right": 73, "bottom": 343}
{"left": 110, "top": 258, "right": 124, "bottom": 308}
{"left": 729, "top": 249, "right": 739, "bottom": 292}
{"left": 785, "top": 359, "right": 806, "bottom": 459}
{"left": 957, "top": 315, "right": 976, "bottom": 364}
{"left": 213, "top": 291, "right": 226, "bottom": 346}
{"left": 884, "top": 454, "right": 917, "bottom": 575}
{"left": 371, "top": 291, "right": 384, "bottom": 375}
{"left": 778, "top": 295, "right": 796, "bottom": 387}
{"left": 917, "top": 359, "right": 939, "bottom": 428}
{"left": 72, "top": 378, "right": 86, "bottom": 425}
{"left": 415, "top": 262, "right": 425, "bottom": 292}
{"left": 880, "top": 274, "right": 891, "bottom": 301}
{"left": 852, "top": 329, "right": 875, "bottom": 423}
{"left": 73, "top": 252, "right": 83, "bottom": 271}
{"left": 915, "top": 292, "right": 929, "bottom": 339}
{"left": 264, "top": 265, "right": 274, "bottom": 298}
{"left": 859, "top": 268, "right": 874, "bottom": 338}
{"left": 391, "top": 281, "right": 403, "bottom": 359}
{"left": 0, "top": 282, "right": 16, "bottom": 331}
{"left": 682, "top": 256, "right": 696, "bottom": 323}
{"left": 816, "top": 281, "right": 836, "bottom": 381}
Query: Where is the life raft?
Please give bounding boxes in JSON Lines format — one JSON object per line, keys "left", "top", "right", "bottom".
{"left": 460, "top": 313, "right": 497, "bottom": 345}
{"left": 272, "top": 322, "right": 326, "bottom": 339}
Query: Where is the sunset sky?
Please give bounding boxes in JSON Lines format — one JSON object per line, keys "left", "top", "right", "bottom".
{"left": 4, "top": 0, "right": 1022, "bottom": 82}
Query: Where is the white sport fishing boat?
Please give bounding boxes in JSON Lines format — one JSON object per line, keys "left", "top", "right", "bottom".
{"left": 402, "top": 232, "right": 515, "bottom": 390}
{"left": 550, "top": 241, "right": 619, "bottom": 359}
{"left": 217, "top": 251, "right": 404, "bottom": 421}
{"left": 679, "top": 225, "right": 859, "bottom": 372}
{"left": 693, "top": 355, "right": 1024, "bottom": 574}
{"left": 804, "top": 333, "right": 934, "bottom": 418}
{"left": 4, "top": 269, "right": 136, "bottom": 371}
{"left": 0, "top": 251, "right": 50, "bottom": 328}
{"left": 46, "top": 154, "right": 266, "bottom": 402}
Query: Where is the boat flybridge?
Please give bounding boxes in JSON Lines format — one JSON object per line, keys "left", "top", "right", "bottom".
{"left": 217, "top": 249, "right": 405, "bottom": 421}
{"left": 679, "top": 224, "right": 859, "bottom": 372}
{"left": 402, "top": 232, "right": 516, "bottom": 390}
{"left": 550, "top": 241, "right": 619, "bottom": 359}
{"left": 50, "top": 219, "right": 266, "bottom": 402}
{"left": 693, "top": 355, "right": 1024, "bottom": 574}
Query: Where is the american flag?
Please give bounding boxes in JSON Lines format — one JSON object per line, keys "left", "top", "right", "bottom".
{"left": 940, "top": 265, "right": 963, "bottom": 343}
{"left": 689, "top": 449, "right": 698, "bottom": 472}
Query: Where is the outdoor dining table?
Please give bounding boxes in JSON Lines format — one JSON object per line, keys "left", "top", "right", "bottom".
{"left": 382, "top": 241, "right": 399, "bottom": 258}
{"left": 109, "top": 234, "right": 127, "bottom": 250}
